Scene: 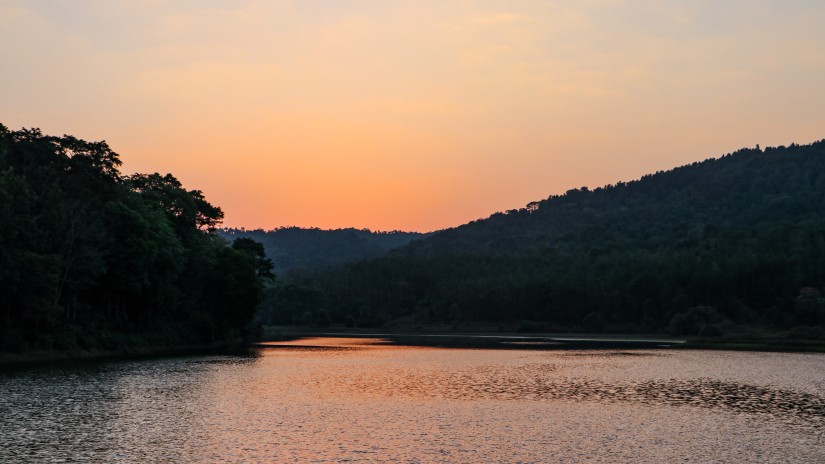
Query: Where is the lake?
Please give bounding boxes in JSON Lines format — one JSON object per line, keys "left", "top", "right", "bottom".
{"left": 1, "top": 337, "right": 824, "bottom": 463}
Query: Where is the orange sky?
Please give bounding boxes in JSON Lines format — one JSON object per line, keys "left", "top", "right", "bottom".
{"left": 2, "top": 1, "right": 825, "bottom": 231}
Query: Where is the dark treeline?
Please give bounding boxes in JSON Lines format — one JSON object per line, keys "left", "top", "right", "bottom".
{"left": 279, "top": 141, "right": 825, "bottom": 337}
{"left": 219, "top": 227, "right": 428, "bottom": 273}
{"left": 0, "top": 124, "right": 265, "bottom": 352}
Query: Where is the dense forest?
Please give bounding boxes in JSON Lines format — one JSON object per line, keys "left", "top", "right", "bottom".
{"left": 0, "top": 124, "right": 267, "bottom": 352}
{"left": 219, "top": 227, "right": 427, "bottom": 273}
{"left": 6, "top": 123, "right": 824, "bottom": 344}
{"left": 275, "top": 141, "right": 825, "bottom": 337}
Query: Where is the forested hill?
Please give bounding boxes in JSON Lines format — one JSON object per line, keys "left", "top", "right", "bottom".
{"left": 296, "top": 141, "right": 825, "bottom": 335}
{"left": 405, "top": 142, "right": 825, "bottom": 256}
{"left": 0, "top": 124, "right": 267, "bottom": 353}
{"left": 219, "top": 227, "right": 428, "bottom": 272}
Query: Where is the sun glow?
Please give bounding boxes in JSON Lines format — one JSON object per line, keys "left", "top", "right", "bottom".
{"left": 2, "top": 1, "right": 825, "bottom": 231}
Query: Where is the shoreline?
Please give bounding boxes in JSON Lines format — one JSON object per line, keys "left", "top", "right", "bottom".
{"left": 0, "top": 340, "right": 248, "bottom": 369}
{"left": 260, "top": 326, "right": 825, "bottom": 353}
{"left": 4, "top": 328, "right": 824, "bottom": 369}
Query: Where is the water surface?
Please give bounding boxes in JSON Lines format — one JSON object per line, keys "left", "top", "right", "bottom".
{"left": 2, "top": 337, "right": 824, "bottom": 462}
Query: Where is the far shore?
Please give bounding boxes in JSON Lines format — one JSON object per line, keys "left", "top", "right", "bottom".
{"left": 3, "top": 325, "right": 824, "bottom": 369}
{"left": 259, "top": 325, "right": 825, "bottom": 353}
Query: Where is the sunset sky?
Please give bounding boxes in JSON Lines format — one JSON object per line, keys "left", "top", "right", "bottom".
{"left": 2, "top": 0, "right": 824, "bottom": 231}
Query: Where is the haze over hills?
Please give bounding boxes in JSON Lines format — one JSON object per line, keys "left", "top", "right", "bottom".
{"left": 264, "top": 141, "right": 825, "bottom": 336}
{"left": 218, "top": 227, "right": 429, "bottom": 273}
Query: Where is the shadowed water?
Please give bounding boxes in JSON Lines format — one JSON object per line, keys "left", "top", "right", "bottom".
{"left": 2, "top": 337, "right": 824, "bottom": 462}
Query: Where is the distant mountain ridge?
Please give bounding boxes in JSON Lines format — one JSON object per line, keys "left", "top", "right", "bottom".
{"left": 218, "top": 227, "right": 429, "bottom": 272}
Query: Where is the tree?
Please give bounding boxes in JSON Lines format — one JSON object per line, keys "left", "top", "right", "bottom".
{"left": 232, "top": 237, "right": 275, "bottom": 280}
{"left": 0, "top": 124, "right": 261, "bottom": 352}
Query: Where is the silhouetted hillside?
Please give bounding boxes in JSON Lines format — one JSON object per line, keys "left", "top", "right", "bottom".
{"left": 406, "top": 142, "right": 825, "bottom": 255}
{"left": 218, "top": 227, "right": 428, "bottom": 272}
{"left": 287, "top": 141, "right": 825, "bottom": 336}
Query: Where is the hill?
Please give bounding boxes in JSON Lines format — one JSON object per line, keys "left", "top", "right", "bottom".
{"left": 286, "top": 141, "right": 825, "bottom": 336}
{"left": 218, "top": 227, "right": 428, "bottom": 272}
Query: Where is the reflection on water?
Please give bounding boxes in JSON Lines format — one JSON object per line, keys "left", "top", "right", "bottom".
{"left": 2, "top": 337, "right": 824, "bottom": 463}
{"left": 342, "top": 360, "right": 825, "bottom": 424}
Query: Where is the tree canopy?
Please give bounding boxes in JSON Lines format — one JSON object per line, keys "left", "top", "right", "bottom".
{"left": 0, "top": 124, "right": 264, "bottom": 352}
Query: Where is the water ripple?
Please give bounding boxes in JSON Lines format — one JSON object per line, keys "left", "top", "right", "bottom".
{"left": 2, "top": 340, "right": 824, "bottom": 463}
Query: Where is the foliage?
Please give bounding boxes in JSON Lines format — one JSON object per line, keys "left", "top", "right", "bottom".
{"left": 255, "top": 284, "right": 325, "bottom": 326}
{"left": 0, "top": 125, "right": 263, "bottom": 352}
{"left": 231, "top": 237, "right": 275, "bottom": 280}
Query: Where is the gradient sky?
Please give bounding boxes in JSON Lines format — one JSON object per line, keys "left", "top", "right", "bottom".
{"left": 2, "top": 1, "right": 825, "bottom": 231}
